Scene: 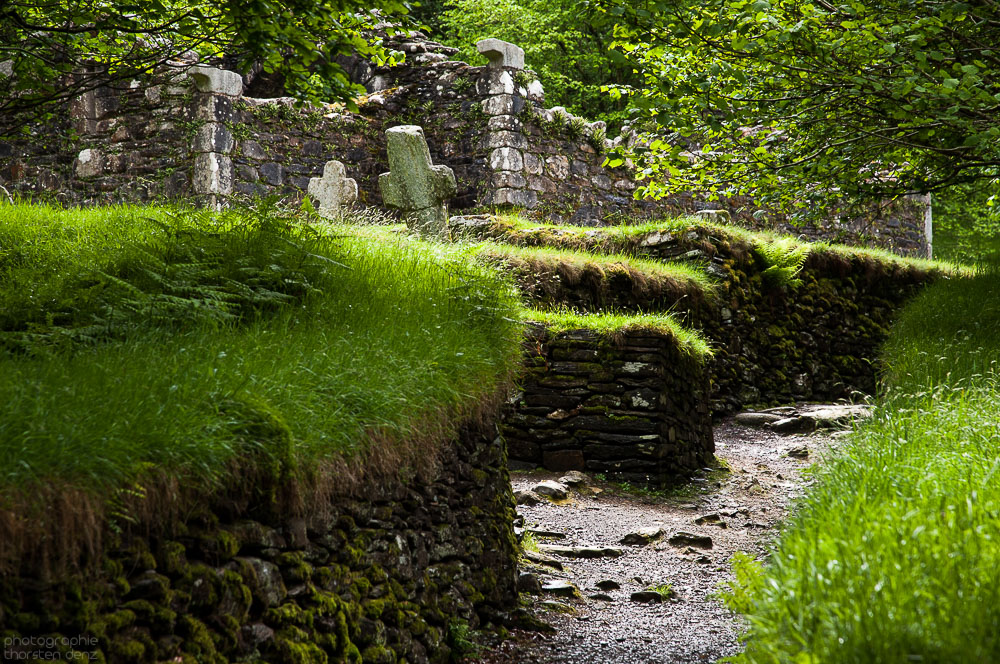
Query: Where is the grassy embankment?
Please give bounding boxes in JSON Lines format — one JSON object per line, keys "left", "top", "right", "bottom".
{"left": 0, "top": 202, "right": 522, "bottom": 569}
{"left": 724, "top": 265, "right": 1000, "bottom": 662}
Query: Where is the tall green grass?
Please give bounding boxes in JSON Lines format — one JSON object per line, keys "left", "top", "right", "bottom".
{"left": 0, "top": 202, "right": 522, "bottom": 498}
{"left": 522, "top": 308, "right": 712, "bottom": 359}
{"left": 726, "top": 268, "right": 1000, "bottom": 663}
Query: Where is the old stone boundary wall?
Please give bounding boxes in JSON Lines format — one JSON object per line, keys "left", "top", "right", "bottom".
{"left": 504, "top": 325, "right": 714, "bottom": 483}
{"left": 0, "top": 421, "right": 518, "bottom": 664}
{"left": 470, "top": 219, "right": 943, "bottom": 478}
{"left": 0, "top": 31, "right": 928, "bottom": 257}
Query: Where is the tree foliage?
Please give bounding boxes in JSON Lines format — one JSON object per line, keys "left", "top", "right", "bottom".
{"left": 0, "top": 0, "right": 409, "bottom": 135}
{"left": 432, "top": 0, "right": 638, "bottom": 128}
{"left": 601, "top": 0, "right": 1000, "bottom": 215}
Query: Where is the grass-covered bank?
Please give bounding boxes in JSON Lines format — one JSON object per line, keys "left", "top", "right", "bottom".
{"left": 726, "top": 267, "right": 1000, "bottom": 662}
{"left": 0, "top": 202, "right": 522, "bottom": 570}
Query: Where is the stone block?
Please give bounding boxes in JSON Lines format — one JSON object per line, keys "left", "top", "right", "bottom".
{"left": 482, "top": 94, "right": 523, "bottom": 116}
{"left": 74, "top": 148, "right": 103, "bottom": 178}
{"left": 491, "top": 171, "right": 526, "bottom": 189}
{"left": 242, "top": 140, "right": 267, "bottom": 161}
{"left": 259, "top": 162, "right": 284, "bottom": 186}
{"left": 545, "top": 155, "right": 569, "bottom": 180}
{"left": 486, "top": 131, "right": 528, "bottom": 150}
{"left": 193, "top": 152, "right": 233, "bottom": 195}
{"left": 490, "top": 147, "right": 523, "bottom": 171}
{"left": 526, "top": 79, "right": 545, "bottom": 102}
{"left": 491, "top": 187, "right": 537, "bottom": 207}
{"left": 523, "top": 153, "right": 544, "bottom": 175}
{"left": 188, "top": 66, "right": 244, "bottom": 97}
{"left": 570, "top": 159, "right": 590, "bottom": 176}
{"left": 195, "top": 94, "right": 234, "bottom": 123}
{"left": 193, "top": 123, "right": 234, "bottom": 153}
{"left": 476, "top": 39, "right": 525, "bottom": 70}
{"left": 487, "top": 115, "right": 522, "bottom": 132}
{"left": 527, "top": 175, "right": 556, "bottom": 194}
{"left": 487, "top": 70, "right": 515, "bottom": 95}
{"left": 542, "top": 450, "right": 586, "bottom": 472}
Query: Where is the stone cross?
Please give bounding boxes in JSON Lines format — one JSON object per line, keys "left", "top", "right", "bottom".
{"left": 307, "top": 160, "right": 358, "bottom": 219}
{"left": 378, "top": 125, "right": 457, "bottom": 236}
{"left": 476, "top": 39, "right": 525, "bottom": 70}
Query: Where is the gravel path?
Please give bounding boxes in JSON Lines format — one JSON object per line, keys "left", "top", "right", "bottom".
{"left": 478, "top": 418, "right": 841, "bottom": 664}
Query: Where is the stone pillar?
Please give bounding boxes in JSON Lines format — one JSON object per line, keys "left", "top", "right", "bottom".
{"left": 476, "top": 39, "right": 537, "bottom": 210}
{"left": 188, "top": 66, "right": 242, "bottom": 207}
{"left": 924, "top": 193, "right": 933, "bottom": 259}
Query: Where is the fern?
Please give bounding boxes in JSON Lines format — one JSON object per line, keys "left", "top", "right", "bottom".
{"left": 755, "top": 238, "right": 809, "bottom": 288}
{"left": 1, "top": 203, "right": 346, "bottom": 353}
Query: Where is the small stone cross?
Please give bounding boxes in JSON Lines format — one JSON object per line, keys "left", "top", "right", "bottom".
{"left": 378, "top": 125, "right": 457, "bottom": 236}
{"left": 476, "top": 39, "right": 525, "bottom": 70}
{"left": 307, "top": 160, "right": 358, "bottom": 219}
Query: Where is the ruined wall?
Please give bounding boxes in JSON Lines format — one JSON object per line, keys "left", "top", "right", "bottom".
{"left": 470, "top": 219, "right": 941, "bottom": 416}
{"left": 0, "top": 77, "right": 193, "bottom": 205}
{"left": 0, "top": 421, "right": 518, "bottom": 664}
{"left": 504, "top": 324, "right": 713, "bottom": 485}
{"left": 0, "top": 31, "right": 928, "bottom": 257}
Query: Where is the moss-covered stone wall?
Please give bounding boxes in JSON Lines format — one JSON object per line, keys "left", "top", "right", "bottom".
{"left": 504, "top": 324, "right": 713, "bottom": 484}
{"left": 0, "top": 420, "right": 518, "bottom": 664}
{"left": 472, "top": 220, "right": 943, "bottom": 415}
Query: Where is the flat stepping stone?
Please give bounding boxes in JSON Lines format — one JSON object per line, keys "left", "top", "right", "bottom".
{"left": 588, "top": 593, "right": 614, "bottom": 602}
{"left": 771, "top": 404, "right": 871, "bottom": 433}
{"left": 523, "top": 549, "right": 564, "bottom": 570}
{"left": 668, "top": 531, "right": 713, "bottom": 549}
{"left": 630, "top": 591, "right": 663, "bottom": 604}
{"left": 526, "top": 528, "right": 566, "bottom": 539}
{"left": 738, "top": 404, "right": 871, "bottom": 432}
{"left": 595, "top": 579, "right": 620, "bottom": 591}
{"left": 558, "top": 471, "right": 589, "bottom": 486}
{"left": 533, "top": 480, "right": 569, "bottom": 500}
{"left": 734, "top": 412, "right": 783, "bottom": 426}
{"left": 541, "top": 580, "right": 580, "bottom": 598}
{"left": 620, "top": 526, "right": 665, "bottom": 545}
{"left": 787, "top": 446, "right": 809, "bottom": 458}
{"left": 694, "top": 513, "right": 727, "bottom": 528}
{"left": 515, "top": 490, "right": 543, "bottom": 505}
{"left": 538, "top": 544, "right": 623, "bottom": 559}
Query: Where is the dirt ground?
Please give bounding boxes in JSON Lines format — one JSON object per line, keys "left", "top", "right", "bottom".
{"left": 476, "top": 418, "right": 842, "bottom": 664}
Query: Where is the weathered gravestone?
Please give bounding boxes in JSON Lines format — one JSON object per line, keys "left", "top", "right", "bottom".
{"left": 378, "top": 125, "right": 457, "bottom": 236}
{"left": 307, "top": 160, "right": 358, "bottom": 219}
{"left": 476, "top": 39, "right": 525, "bottom": 70}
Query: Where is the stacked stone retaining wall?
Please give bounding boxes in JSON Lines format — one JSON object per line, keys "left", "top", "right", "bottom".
{"left": 0, "top": 420, "right": 518, "bottom": 664}
{"left": 474, "top": 220, "right": 942, "bottom": 419}
{"left": 504, "top": 325, "right": 713, "bottom": 485}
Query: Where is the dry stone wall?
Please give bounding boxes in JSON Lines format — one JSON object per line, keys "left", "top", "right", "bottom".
{"left": 469, "top": 220, "right": 942, "bottom": 417}
{"left": 504, "top": 325, "right": 713, "bottom": 485}
{"left": 0, "top": 421, "right": 518, "bottom": 664}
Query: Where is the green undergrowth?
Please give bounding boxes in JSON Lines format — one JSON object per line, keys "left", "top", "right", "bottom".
{"left": 520, "top": 308, "right": 712, "bottom": 359}
{"left": 0, "top": 202, "right": 522, "bottom": 501}
{"left": 725, "top": 266, "right": 1000, "bottom": 663}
